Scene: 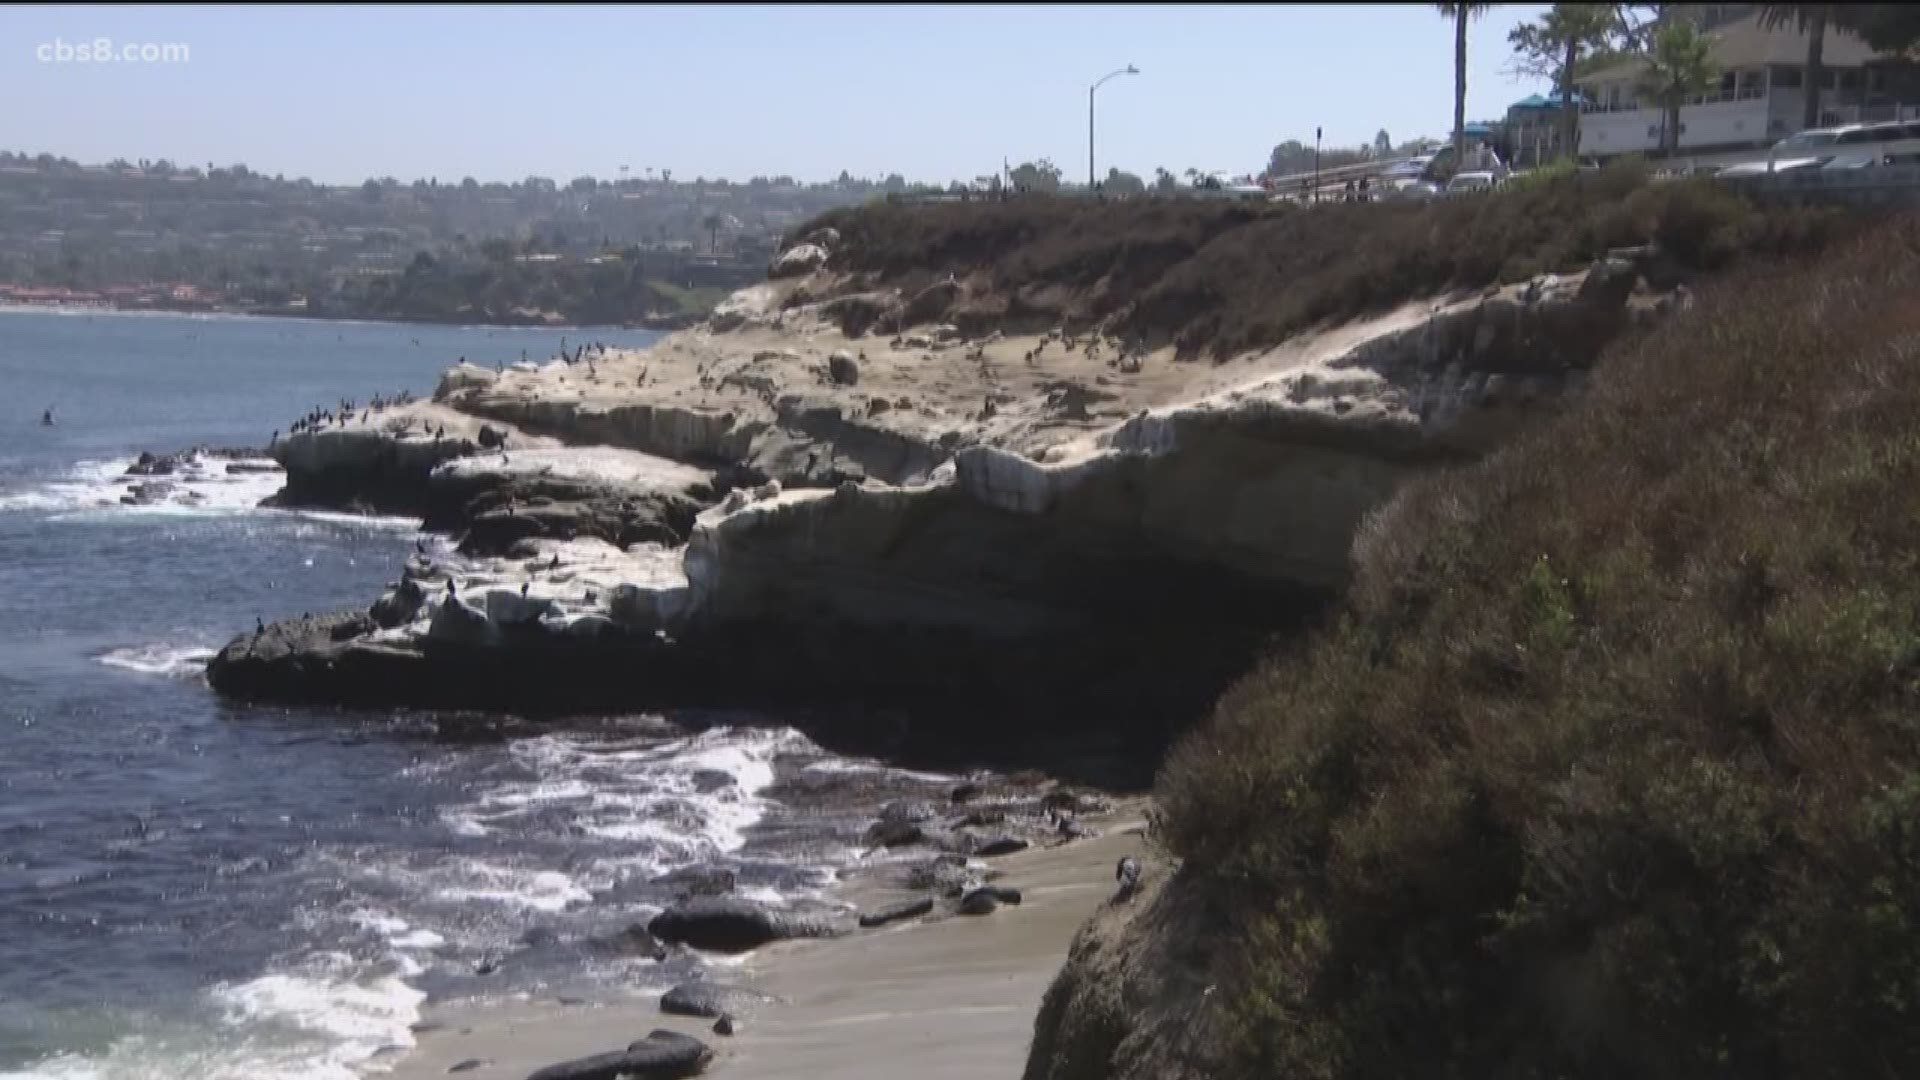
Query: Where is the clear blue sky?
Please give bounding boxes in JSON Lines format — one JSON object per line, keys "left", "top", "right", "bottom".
{"left": 1, "top": 4, "right": 1552, "bottom": 185}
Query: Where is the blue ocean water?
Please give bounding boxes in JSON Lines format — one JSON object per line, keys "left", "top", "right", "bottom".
{"left": 0, "top": 311, "right": 873, "bottom": 1079}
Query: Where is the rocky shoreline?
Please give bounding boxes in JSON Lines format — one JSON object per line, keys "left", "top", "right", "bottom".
{"left": 162, "top": 218, "right": 1711, "bottom": 1079}
{"left": 205, "top": 228, "right": 1681, "bottom": 785}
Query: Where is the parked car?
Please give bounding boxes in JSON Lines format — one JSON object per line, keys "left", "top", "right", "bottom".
{"left": 1383, "top": 179, "right": 1442, "bottom": 201}
{"left": 1380, "top": 154, "right": 1436, "bottom": 183}
{"left": 1718, "top": 121, "right": 1920, "bottom": 177}
{"left": 1446, "top": 170, "right": 1499, "bottom": 196}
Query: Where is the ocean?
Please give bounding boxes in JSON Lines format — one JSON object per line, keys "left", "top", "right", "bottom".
{"left": 0, "top": 310, "right": 929, "bottom": 1079}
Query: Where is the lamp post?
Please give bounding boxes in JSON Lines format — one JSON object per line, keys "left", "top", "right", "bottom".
{"left": 1313, "top": 126, "right": 1322, "bottom": 204}
{"left": 1089, "top": 64, "right": 1140, "bottom": 190}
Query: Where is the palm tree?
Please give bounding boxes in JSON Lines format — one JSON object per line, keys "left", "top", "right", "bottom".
{"left": 1436, "top": 4, "right": 1493, "bottom": 172}
{"left": 702, "top": 213, "right": 723, "bottom": 254}
{"left": 1640, "top": 18, "right": 1718, "bottom": 154}
{"left": 1759, "top": 5, "right": 1840, "bottom": 131}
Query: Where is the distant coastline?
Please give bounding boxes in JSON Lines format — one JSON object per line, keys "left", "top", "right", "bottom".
{"left": 0, "top": 298, "right": 701, "bottom": 332}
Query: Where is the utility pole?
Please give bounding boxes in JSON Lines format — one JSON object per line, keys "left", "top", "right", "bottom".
{"left": 1313, "top": 126, "right": 1322, "bottom": 204}
{"left": 1089, "top": 64, "right": 1140, "bottom": 190}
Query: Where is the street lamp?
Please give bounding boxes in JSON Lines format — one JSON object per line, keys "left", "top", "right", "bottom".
{"left": 1313, "top": 126, "right": 1322, "bottom": 204}
{"left": 1089, "top": 64, "right": 1140, "bottom": 190}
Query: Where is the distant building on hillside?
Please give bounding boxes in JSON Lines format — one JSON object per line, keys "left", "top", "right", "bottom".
{"left": 1576, "top": 3, "right": 1908, "bottom": 160}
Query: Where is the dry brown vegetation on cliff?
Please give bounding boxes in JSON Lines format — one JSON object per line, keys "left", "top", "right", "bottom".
{"left": 798, "top": 169, "right": 1846, "bottom": 358}
{"left": 1155, "top": 219, "right": 1920, "bottom": 1077}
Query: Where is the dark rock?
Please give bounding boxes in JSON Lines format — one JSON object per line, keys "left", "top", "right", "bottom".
{"left": 1041, "top": 789, "right": 1111, "bottom": 815}
{"left": 647, "top": 897, "right": 849, "bottom": 953}
{"left": 902, "top": 855, "right": 978, "bottom": 898}
{"left": 949, "top": 781, "right": 983, "bottom": 804}
{"left": 968, "top": 835, "right": 1029, "bottom": 858}
{"left": 863, "top": 818, "right": 925, "bottom": 848}
{"left": 656, "top": 865, "right": 737, "bottom": 900}
{"left": 526, "top": 1029, "right": 713, "bottom": 1080}
{"left": 712, "top": 1014, "right": 736, "bottom": 1037}
{"left": 828, "top": 351, "right": 860, "bottom": 386}
{"left": 981, "top": 885, "right": 1023, "bottom": 905}
{"left": 953, "top": 807, "right": 1006, "bottom": 829}
{"left": 476, "top": 424, "right": 506, "bottom": 450}
{"left": 370, "top": 577, "right": 427, "bottom": 628}
{"left": 660, "top": 980, "right": 774, "bottom": 1019}
{"left": 688, "top": 769, "right": 734, "bottom": 794}
{"left": 449, "top": 1059, "right": 490, "bottom": 1073}
{"left": 879, "top": 800, "right": 939, "bottom": 825}
{"left": 858, "top": 896, "right": 935, "bottom": 928}
{"left": 593, "top": 923, "right": 667, "bottom": 961}
{"left": 518, "top": 927, "right": 562, "bottom": 949}
{"left": 474, "top": 957, "right": 499, "bottom": 976}
{"left": 958, "top": 888, "right": 1001, "bottom": 916}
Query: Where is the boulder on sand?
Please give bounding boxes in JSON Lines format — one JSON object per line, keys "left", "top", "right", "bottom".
{"left": 828, "top": 350, "right": 860, "bottom": 386}
{"left": 858, "top": 896, "right": 935, "bottom": 928}
{"left": 958, "top": 888, "right": 1002, "bottom": 916}
{"left": 525, "top": 1029, "right": 712, "bottom": 1080}
{"left": 646, "top": 897, "right": 849, "bottom": 953}
{"left": 660, "top": 980, "right": 775, "bottom": 1019}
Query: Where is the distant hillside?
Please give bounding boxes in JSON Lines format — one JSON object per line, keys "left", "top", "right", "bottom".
{"left": 0, "top": 151, "right": 936, "bottom": 322}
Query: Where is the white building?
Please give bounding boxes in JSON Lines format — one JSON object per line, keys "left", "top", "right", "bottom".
{"left": 1576, "top": 4, "right": 1900, "bottom": 160}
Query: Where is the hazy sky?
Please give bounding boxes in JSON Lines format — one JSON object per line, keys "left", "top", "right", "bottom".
{"left": 2, "top": 4, "right": 1553, "bottom": 186}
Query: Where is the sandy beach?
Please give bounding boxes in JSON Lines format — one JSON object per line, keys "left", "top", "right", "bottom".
{"left": 383, "top": 806, "right": 1148, "bottom": 1080}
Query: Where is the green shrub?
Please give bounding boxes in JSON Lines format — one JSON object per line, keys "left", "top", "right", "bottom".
{"left": 1158, "top": 218, "right": 1920, "bottom": 1077}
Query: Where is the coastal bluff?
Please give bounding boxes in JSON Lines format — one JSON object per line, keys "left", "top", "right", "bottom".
{"left": 209, "top": 194, "right": 1698, "bottom": 772}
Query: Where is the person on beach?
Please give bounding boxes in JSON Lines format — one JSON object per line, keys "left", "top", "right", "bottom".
{"left": 41, "top": 408, "right": 54, "bottom": 426}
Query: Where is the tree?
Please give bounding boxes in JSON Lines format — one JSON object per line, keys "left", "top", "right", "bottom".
{"left": 1104, "top": 167, "right": 1147, "bottom": 195}
{"left": 702, "top": 212, "right": 723, "bottom": 253}
{"left": 1153, "top": 167, "right": 1179, "bottom": 193}
{"left": 1759, "top": 5, "right": 1842, "bottom": 131}
{"left": 1374, "top": 129, "right": 1394, "bottom": 157}
{"left": 360, "top": 178, "right": 382, "bottom": 204}
{"left": 1510, "top": 3, "right": 1621, "bottom": 161}
{"left": 1849, "top": 4, "right": 1920, "bottom": 56}
{"left": 1639, "top": 17, "right": 1717, "bottom": 153}
{"left": 1008, "top": 159, "right": 1062, "bottom": 193}
{"left": 1437, "top": 4, "right": 1494, "bottom": 174}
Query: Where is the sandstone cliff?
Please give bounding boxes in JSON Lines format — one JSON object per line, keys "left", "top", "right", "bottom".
{"left": 210, "top": 193, "right": 1712, "bottom": 782}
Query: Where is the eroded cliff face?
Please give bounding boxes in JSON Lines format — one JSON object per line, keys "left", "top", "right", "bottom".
{"left": 1022, "top": 860, "right": 1229, "bottom": 1080}
{"left": 210, "top": 229, "right": 1678, "bottom": 779}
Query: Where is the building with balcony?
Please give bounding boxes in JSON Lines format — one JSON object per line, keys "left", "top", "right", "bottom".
{"left": 1575, "top": 4, "right": 1900, "bottom": 161}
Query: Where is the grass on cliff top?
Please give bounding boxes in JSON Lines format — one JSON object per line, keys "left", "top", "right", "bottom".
{"left": 1155, "top": 217, "right": 1920, "bottom": 1077}
{"left": 798, "top": 167, "right": 1846, "bottom": 359}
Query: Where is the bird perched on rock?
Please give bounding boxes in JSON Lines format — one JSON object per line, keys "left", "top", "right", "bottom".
{"left": 520, "top": 582, "right": 529, "bottom": 598}
{"left": 1115, "top": 856, "right": 1142, "bottom": 899}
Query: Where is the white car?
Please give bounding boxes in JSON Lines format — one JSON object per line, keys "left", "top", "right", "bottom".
{"left": 1380, "top": 155, "right": 1437, "bottom": 183}
{"left": 1719, "top": 121, "right": 1920, "bottom": 177}
{"left": 1446, "top": 171, "right": 1498, "bottom": 195}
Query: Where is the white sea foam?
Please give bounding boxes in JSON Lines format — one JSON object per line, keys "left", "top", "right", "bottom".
{"left": 801, "top": 756, "right": 959, "bottom": 784}
{"left": 0, "top": 454, "right": 285, "bottom": 516}
{"left": 0, "top": 955, "right": 424, "bottom": 1080}
{"left": 448, "top": 727, "right": 807, "bottom": 874}
{"left": 96, "top": 644, "right": 216, "bottom": 679}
